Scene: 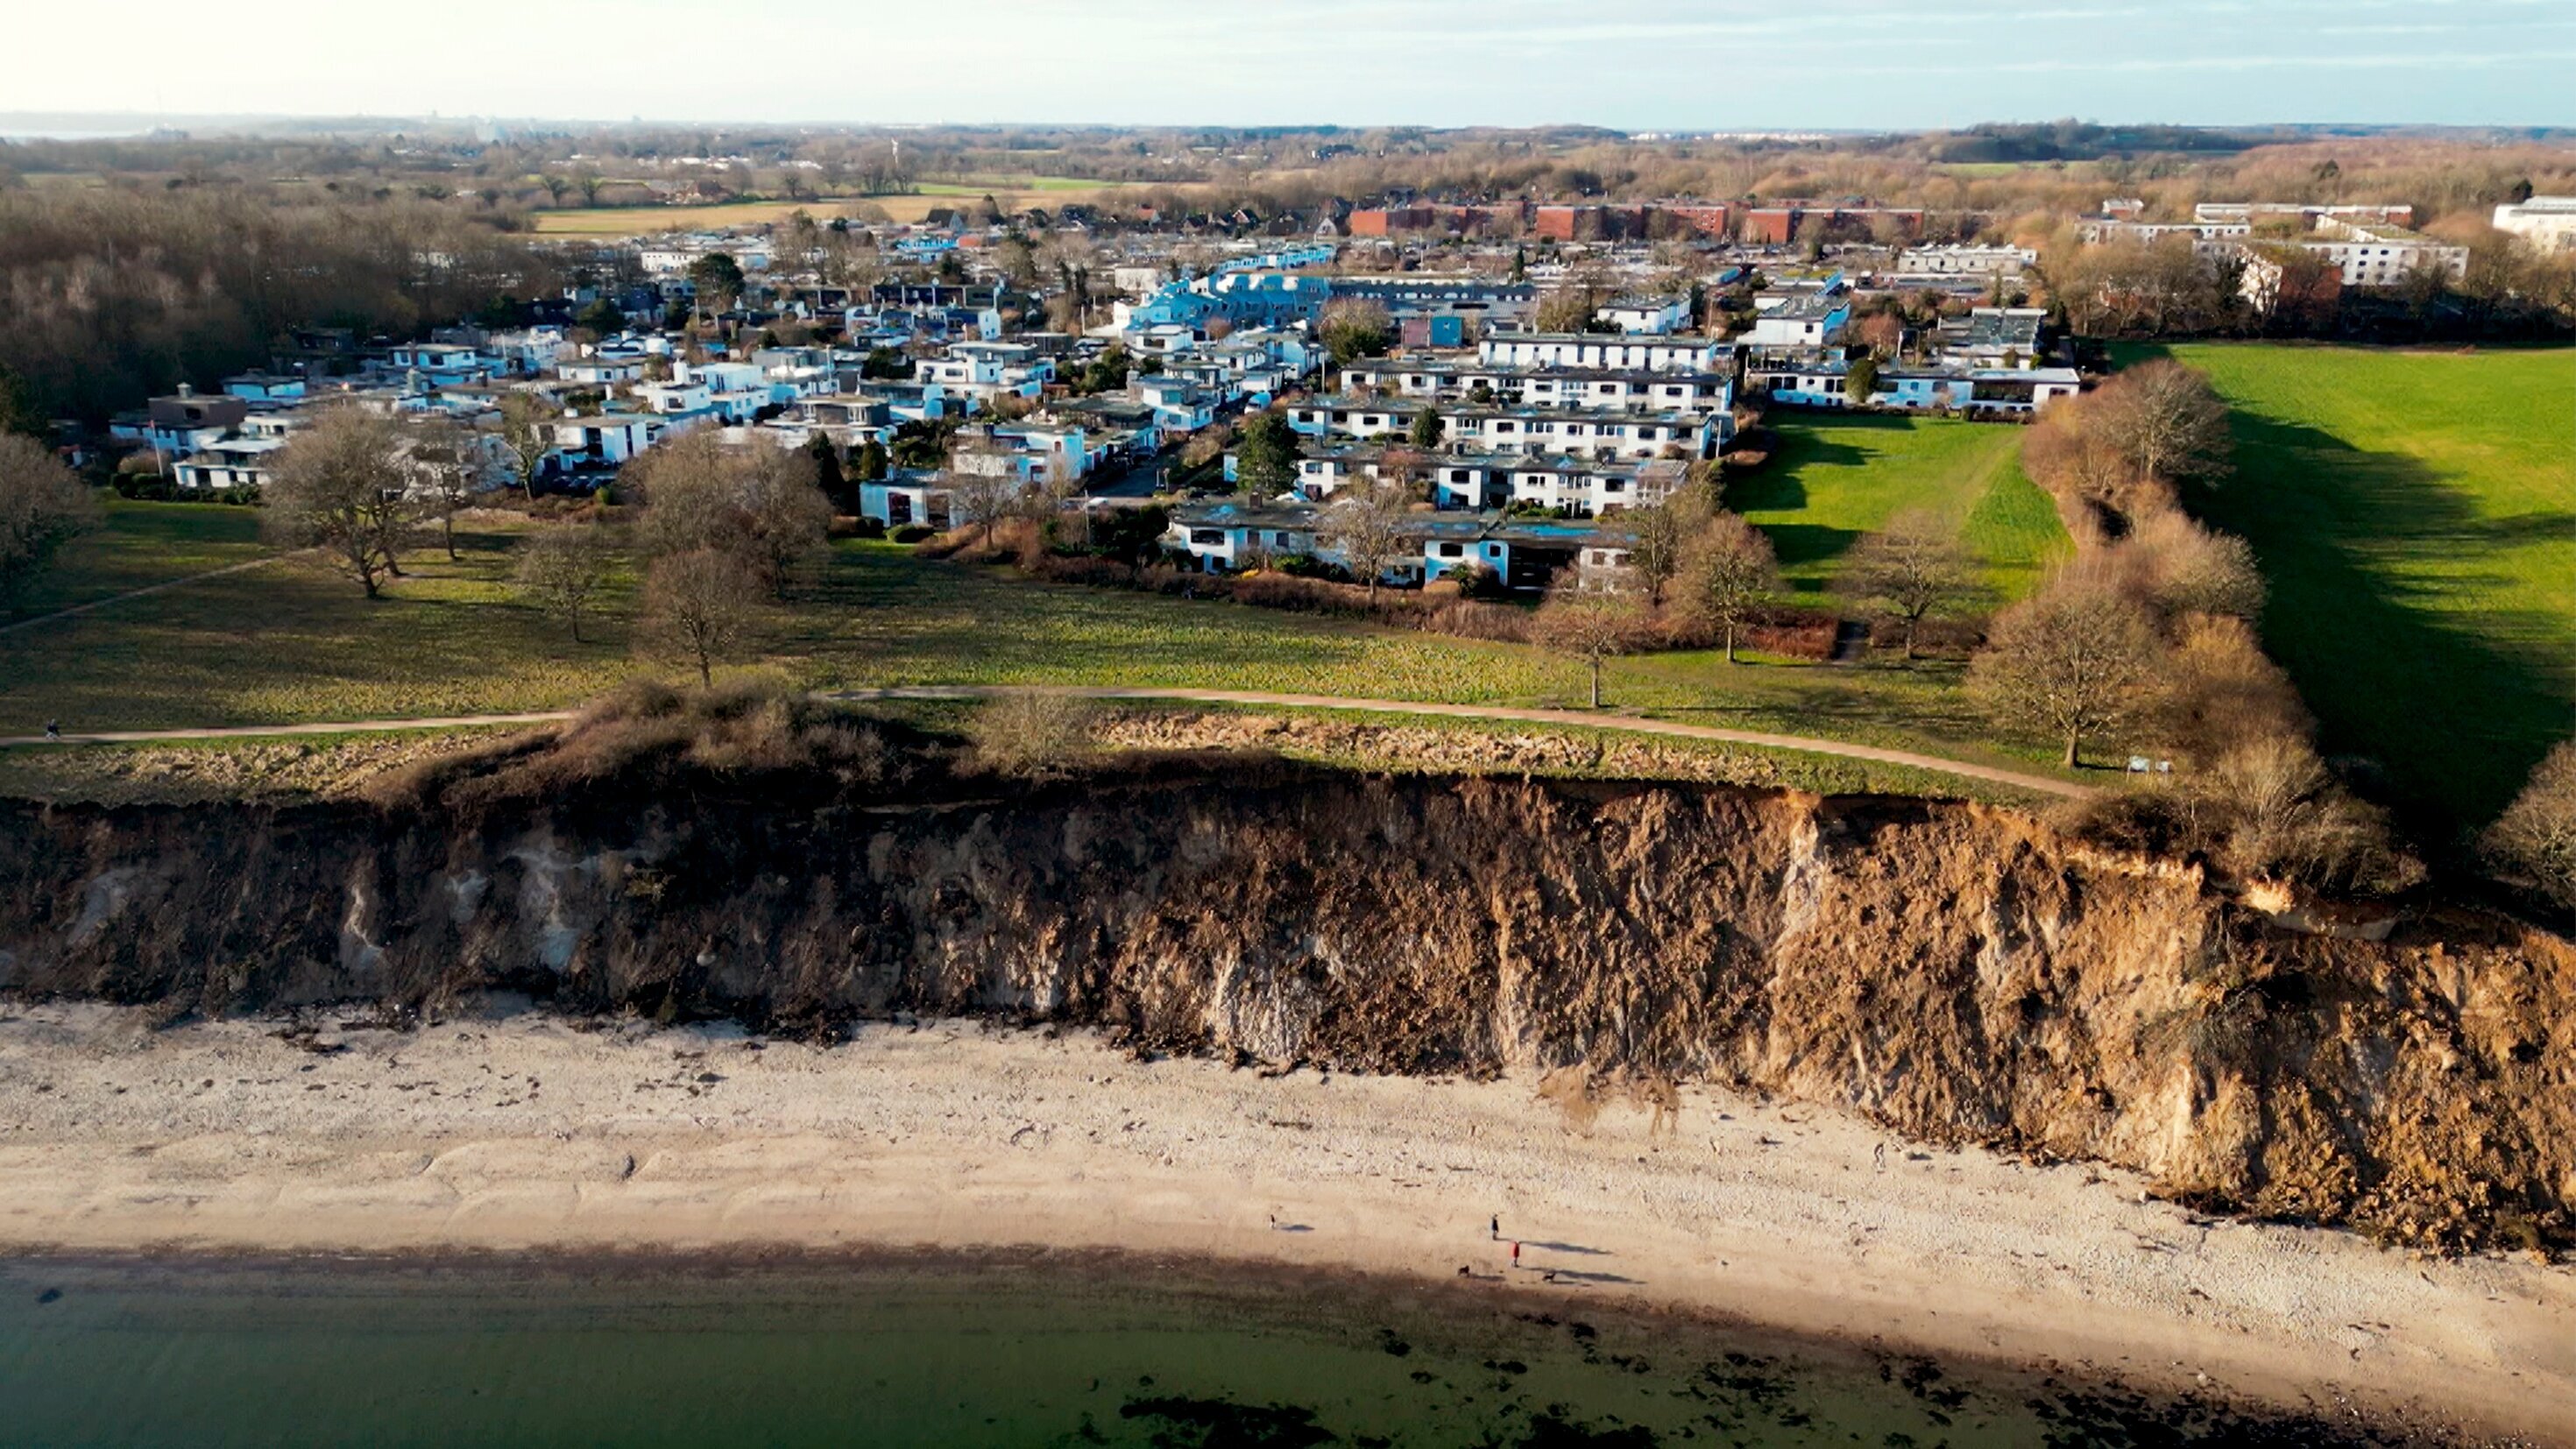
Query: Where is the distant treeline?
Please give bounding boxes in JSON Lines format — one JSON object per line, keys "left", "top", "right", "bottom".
{"left": 0, "top": 187, "right": 549, "bottom": 424}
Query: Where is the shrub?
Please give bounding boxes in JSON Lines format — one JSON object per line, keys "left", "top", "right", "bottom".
{"left": 1447, "top": 561, "right": 1506, "bottom": 600}
{"left": 889, "top": 523, "right": 936, "bottom": 544}
{"left": 2486, "top": 741, "right": 2576, "bottom": 909}
{"left": 368, "top": 678, "right": 894, "bottom": 813}
{"left": 971, "top": 691, "right": 1095, "bottom": 779}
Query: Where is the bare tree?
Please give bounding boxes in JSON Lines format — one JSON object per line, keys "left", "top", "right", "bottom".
{"left": 1533, "top": 576, "right": 1642, "bottom": 709}
{"left": 1967, "top": 579, "right": 2163, "bottom": 767}
{"left": 499, "top": 392, "right": 558, "bottom": 499}
{"left": 1030, "top": 451, "right": 1087, "bottom": 548}
{"left": 732, "top": 440, "right": 834, "bottom": 598}
{"left": 1842, "top": 512, "right": 1971, "bottom": 659}
{"left": 947, "top": 466, "right": 1025, "bottom": 548}
{"left": 2093, "top": 359, "right": 2233, "bottom": 487}
{"left": 2132, "top": 510, "right": 2266, "bottom": 621}
{"left": 643, "top": 547, "right": 757, "bottom": 686}
{"left": 0, "top": 434, "right": 100, "bottom": 612}
{"left": 514, "top": 524, "right": 613, "bottom": 642}
{"left": 2486, "top": 741, "right": 2576, "bottom": 908}
{"left": 628, "top": 431, "right": 830, "bottom": 597}
{"left": 1620, "top": 490, "right": 1711, "bottom": 609}
{"left": 1318, "top": 476, "right": 1413, "bottom": 602}
{"left": 1679, "top": 512, "right": 1780, "bottom": 663}
{"left": 265, "top": 406, "right": 414, "bottom": 597}
{"left": 403, "top": 415, "right": 486, "bottom": 561}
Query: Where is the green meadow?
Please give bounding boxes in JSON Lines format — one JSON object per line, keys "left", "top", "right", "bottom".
{"left": 2, "top": 514, "right": 2071, "bottom": 793}
{"left": 1730, "top": 413, "right": 2072, "bottom": 606}
{"left": 2137, "top": 343, "right": 2576, "bottom": 830}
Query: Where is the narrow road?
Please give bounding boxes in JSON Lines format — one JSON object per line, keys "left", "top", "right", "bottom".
{"left": 0, "top": 687, "right": 2091, "bottom": 799}
{"left": 0, "top": 551, "right": 301, "bottom": 639}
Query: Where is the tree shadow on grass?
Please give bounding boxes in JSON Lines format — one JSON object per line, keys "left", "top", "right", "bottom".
{"left": 2191, "top": 409, "right": 2575, "bottom": 838}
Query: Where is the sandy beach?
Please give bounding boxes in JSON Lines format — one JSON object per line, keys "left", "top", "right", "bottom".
{"left": 0, "top": 1002, "right": 2568, "bottom": 1444}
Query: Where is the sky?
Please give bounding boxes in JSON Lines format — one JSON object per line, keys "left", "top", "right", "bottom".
{"left": 11, "top": 0, "right": 2574, "bottom": 132}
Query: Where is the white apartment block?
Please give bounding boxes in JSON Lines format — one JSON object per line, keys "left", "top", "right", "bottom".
{"left": 2304, "top": 219, "right": 2469, "bottom": 287}
{"left": 1893, "top": 244, "right": 2037, "bottom": 278}
{"left": 2494, "top": 197, "right": 2576, "bottom": 251}
{"left": 1476, "top": 333, "right": 1727, "bottom": 372}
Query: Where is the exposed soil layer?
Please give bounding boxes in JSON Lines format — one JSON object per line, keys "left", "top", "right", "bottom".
{"left": 3, "top": 713, "right": 2570, "bottom": 1253}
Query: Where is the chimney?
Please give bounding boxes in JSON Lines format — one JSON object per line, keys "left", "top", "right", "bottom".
{"left": 176, "top": 383, "right": 195, "bottom": 399}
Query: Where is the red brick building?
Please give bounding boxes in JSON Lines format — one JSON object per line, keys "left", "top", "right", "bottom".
{"left": 1656, "top": 202, "right": 1734, "bottom": 237}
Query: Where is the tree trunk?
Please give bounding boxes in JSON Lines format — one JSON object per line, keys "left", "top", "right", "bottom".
{"left": 1902, "top": 616, "right": 1918, "bottom": 661}
{"left": 1724, "top": 626, "right": 1737, "bottom": 664}
{"left": 443, "top": 513, "right": 458, "bottom": 562}
{"left": 696, "top": 648, "right": 713, "bottom": 688}
{"left": 1589, "top": 659, "right": 1602, "bottom": 710}
{"left": 2063, "top": 732, "right": 2081, "bottom": 768}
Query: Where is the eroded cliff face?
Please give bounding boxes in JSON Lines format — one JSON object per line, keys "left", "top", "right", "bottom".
{"left": 2, "top": 741, "right": 2570, "bottom": 1251}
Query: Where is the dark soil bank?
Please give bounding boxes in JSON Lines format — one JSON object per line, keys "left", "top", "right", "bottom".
{"left": 2, "top": 703, "right": 2570, "bottom": 1253}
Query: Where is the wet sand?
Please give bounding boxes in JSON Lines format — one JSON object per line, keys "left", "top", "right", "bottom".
{"left": 0, "top": 1003, "right": 2568, "bottom": 1444}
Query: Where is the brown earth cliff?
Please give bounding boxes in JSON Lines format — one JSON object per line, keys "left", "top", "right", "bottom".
{"left": 1, "top": 716, "right": 2570, "bottom": 1254}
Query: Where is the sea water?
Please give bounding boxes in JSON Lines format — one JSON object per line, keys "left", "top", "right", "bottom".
{"left": 0, "top": 1254, "right": 2414, "bottom": 1447}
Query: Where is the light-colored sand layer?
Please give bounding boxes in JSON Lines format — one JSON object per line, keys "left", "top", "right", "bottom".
{"left": 1, "top": 1003, "right": 2568, "bottom": 1443}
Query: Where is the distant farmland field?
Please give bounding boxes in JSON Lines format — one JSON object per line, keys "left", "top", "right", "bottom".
{"left": 2134, "top": 343, "right": 2576, "bottom": 831}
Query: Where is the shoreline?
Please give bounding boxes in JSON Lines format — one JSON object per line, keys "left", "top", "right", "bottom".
{"left": 1, "top": 1003, "right": 2569, "bottom": 1445}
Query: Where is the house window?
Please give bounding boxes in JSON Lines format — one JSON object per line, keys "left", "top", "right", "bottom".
{"left": 1191, "top": 529, "right": 1226, "bottom": 545}
{"left": 1437, "top": 542, "right": 1463, "bottom": 558}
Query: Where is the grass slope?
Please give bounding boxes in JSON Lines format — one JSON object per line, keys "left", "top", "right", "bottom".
{"left": 8, "top": 498, "right": 272, "bottom": 618}
{"left": 2137, "top": 343, "right": 2576, "bottom": 831}
{"left": 1, "top": 515, "right": 2066, "bottom": 786}
{"left": 1730, "top": 414, "right": 2071, "bottom": 605}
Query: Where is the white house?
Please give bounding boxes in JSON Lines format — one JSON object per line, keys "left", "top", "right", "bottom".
{"left": 550, "top": 414, "right": 664, "bottom": 469}
{"left": 858, "top": 470, "right": 951, "bottom": 529}
{"left": 1594, "top": 294, "right": 1691, "bottom": 335}
{"left": 1744, "top": 294, "right": 1851, "bottom": 348}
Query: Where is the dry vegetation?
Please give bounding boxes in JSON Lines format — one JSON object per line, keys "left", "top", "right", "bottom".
{"left": 1997, "top": 364, "right": 2417, "bottom": 894}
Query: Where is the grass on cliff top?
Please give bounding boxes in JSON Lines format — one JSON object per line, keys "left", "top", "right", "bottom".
{"left": 1730, "top": 414, "right": 2072, "bottom": 608}
{"left": 867, "top": 696, "right": 2057, "bottom": 809}
{"left": 4, "top": 497, "right": 276, "bottom": 620}
{"left": 0, "top": 512, "right": 2077, "bottom": 784}
{"left": 2122, "top": 342, "right": 2576, "bottom": 831}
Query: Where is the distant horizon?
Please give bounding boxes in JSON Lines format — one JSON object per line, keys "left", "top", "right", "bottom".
{"left": 16, "top": 1, "right": 2576, "bottom": 133}
{"left": 4, "top": 112, "right": 2570, "bottom": 145}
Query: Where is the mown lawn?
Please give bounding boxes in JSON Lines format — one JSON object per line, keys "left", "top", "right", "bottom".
{"left": 1, "top": 528, "right": 2070, "bottom": 782}
{"left": 7, "top": 498, "right": 275, "bottom": 619}
{"left": 1730, "top": 414, "right": 2071, "bottom": 606}
{"left": 2134, "top": 343, "right": 2576, "bottom": 831}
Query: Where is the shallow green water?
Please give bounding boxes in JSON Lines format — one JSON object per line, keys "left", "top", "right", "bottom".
{"left": 0, "top": 1255, "right": 2404, "bottom": 1447}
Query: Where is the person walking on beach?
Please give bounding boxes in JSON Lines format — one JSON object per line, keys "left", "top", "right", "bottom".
{"left": 1490, "top": 1215, "right": 1499, "bottom": 1241}
{"left": 1511, "top": 1241, "right": 1521, "bottom": 1270}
